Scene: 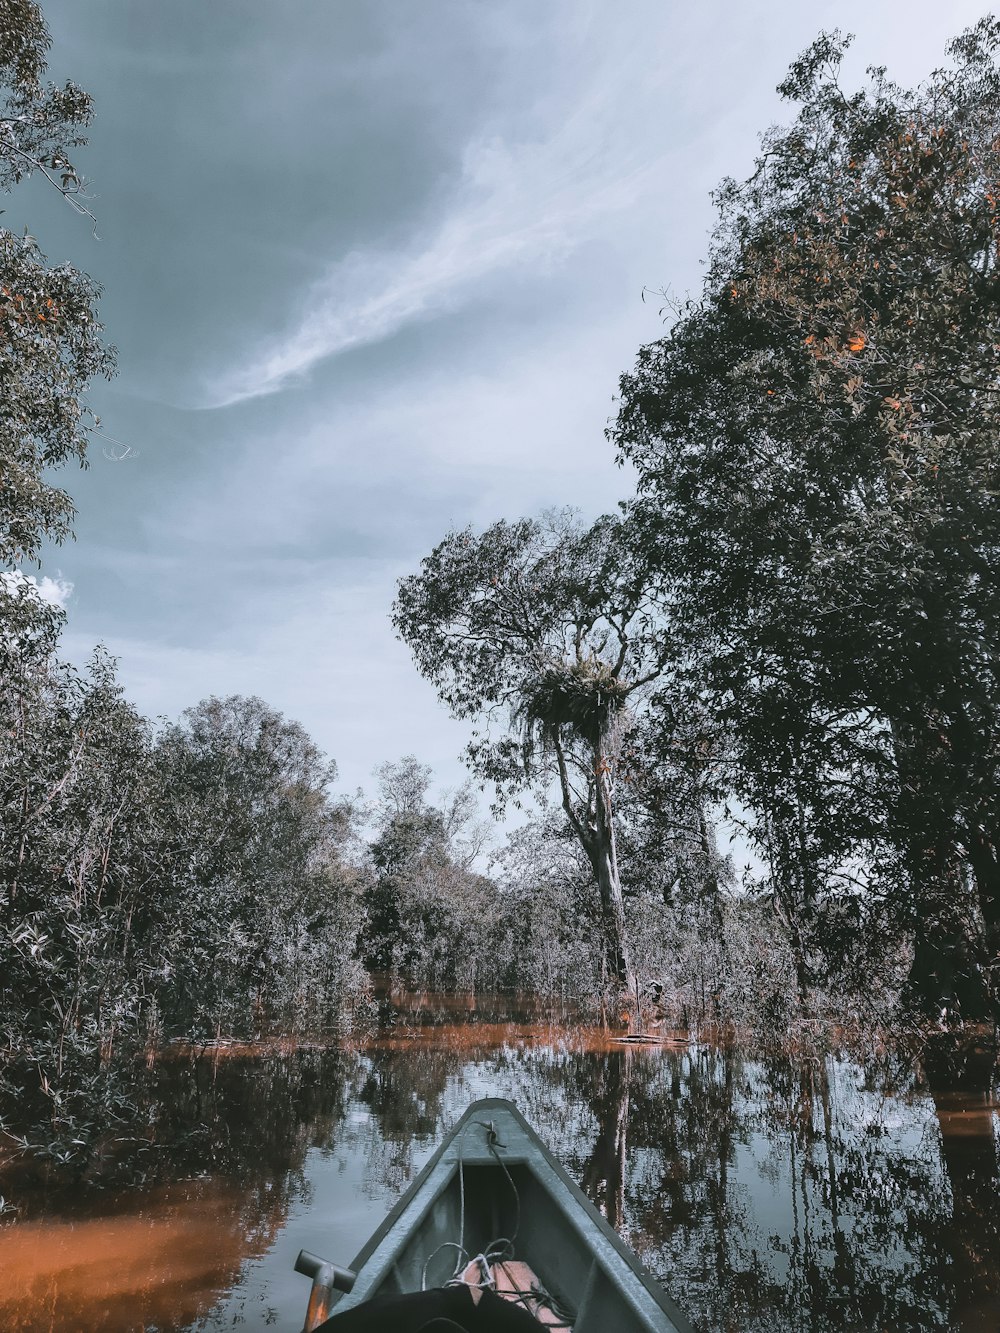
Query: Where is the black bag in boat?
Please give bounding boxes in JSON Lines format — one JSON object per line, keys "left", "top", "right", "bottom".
{"left": 315, "top": 1283, "right": 544, "bottom": 1331}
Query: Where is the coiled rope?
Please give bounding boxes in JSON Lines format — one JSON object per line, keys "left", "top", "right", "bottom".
{"left": 420, "top": 1117, "right": 572, "bottom": 1329}
{"left": 420, "top": 1118, "right": 518, "bottom": 1291}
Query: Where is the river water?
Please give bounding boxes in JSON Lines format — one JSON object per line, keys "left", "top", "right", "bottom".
{"left": 1, "top": 1004, "right": 998, "bottom": 1332}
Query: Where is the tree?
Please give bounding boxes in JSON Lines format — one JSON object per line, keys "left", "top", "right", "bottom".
{"left": 609, "top": 22, "right": 1000, "bottom": 1022}
{"left": 361, "top": 756, "right": 496, "bottom": 989}
{"left": 0, "top": 2, "right": 126, "bottom": 1166}
{"left": 0, "top": 0, "right": 113, "bottom": 584}
{"left": 393, "top": 509, "right": 669, "bottom": 1010}
{"left": 1, "top": 0, "right": 95, "bottom": 198}
{"left": 0, "top": 643, "right": 160, "bottom": 1163}
{"left": 150, "top": 695, "right": 363, "bottom": 1039}
{"left": 489, "top": 813, "right": 606, "bottom": 1002}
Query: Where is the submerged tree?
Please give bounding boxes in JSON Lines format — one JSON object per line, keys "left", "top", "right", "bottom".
{"left": 393, "top": 510, "right": 669, "bottom": 1010}
{"left": 610, "top": 22, "right": 1000, "bottom": 1023}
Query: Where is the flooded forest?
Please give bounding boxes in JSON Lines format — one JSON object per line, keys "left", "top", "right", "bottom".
{"left": 2, "top": 999, "right": 1000, "bottom": 1330}
{"left": 3, "top": 5, "right": 1000, "bottom": 1332}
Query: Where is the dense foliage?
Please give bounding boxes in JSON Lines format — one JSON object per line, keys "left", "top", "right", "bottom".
{"left": 0, "top": 0, "right": 112, "bottom": 579}
{"left": 149, "top": 696, "right": 365, "bottom": 1041}
{"left": 0, "top": 670, "right": 366, "bottom": 1167}
{"left": 361, "top": 756, "right": 498, "bottom": 990}
{"left": 610, "top": 21, "right": 1000, "bottom": 1023}
{"left": 393, "top": 510, "right": 673, "bottom": 1006}
{"left": 5, "top": 0, "right": 999, "bottom": 1198}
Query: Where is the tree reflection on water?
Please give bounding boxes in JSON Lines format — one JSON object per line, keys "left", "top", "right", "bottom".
{"left": 0, "top": 1022, "right": 997, "bottom": 1332}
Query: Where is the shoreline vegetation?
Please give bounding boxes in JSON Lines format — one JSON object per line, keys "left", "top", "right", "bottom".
{"left": 2, "top": 0, "right": 1000, "bottom": 1220}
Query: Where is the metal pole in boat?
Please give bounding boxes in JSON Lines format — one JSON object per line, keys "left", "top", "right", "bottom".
{"left": 294, "top": 1249, "right": 356, "bottom": 1331}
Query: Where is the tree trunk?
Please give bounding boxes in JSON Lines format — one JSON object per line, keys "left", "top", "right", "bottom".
{"left": 698, "top": 804, "right": 728, "bottom": 1022}
{"left": 965, "top": 818, "right": 1000, "bottom": 1026}
{"left": 589, "top": 747, "right": 636, "bottom": 1015}
{"left": 891, "top": 715, "right": 991, "bottom": 1024}
{"left": 552, "top": 730, "right": 635, "bottom": 1020}
{"left": 588, "top": 825, "right": 634, "bottom": 997}
{"left": 760, "top": 813, "right": 811, "bottom": 1018}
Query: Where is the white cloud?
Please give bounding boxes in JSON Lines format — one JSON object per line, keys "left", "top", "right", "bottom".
{"left": 1, "top": 570, "right": 73, "bottom": 609}
{"left": 201, "top": 16, "right": 671, "bottom": 409}
{"left": 165, "top": 306, "right": 646, "bottom": 564}
{"left": 57, "top": 0, "right": 994, "bottom": 831}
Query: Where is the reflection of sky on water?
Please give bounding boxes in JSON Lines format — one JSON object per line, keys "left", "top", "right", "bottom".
{"left": 190, "top": 1040, "right": 998, "bottom": 1333}
{"left": 2, "top": 1031, "right": 997, "bottom": 1331}
{"left": 198, "top": 1138, "right": 436, "bottom": 1331}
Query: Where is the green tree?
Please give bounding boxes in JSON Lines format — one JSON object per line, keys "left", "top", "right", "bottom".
{"left": 150, "top": 695, "right": 364, "bottom": 1039}
{"left": 489, "top": 813, "right": 604, "bottom": 1002}
{"left": 0, "top": 0, "right": 113, "bottom": 585}
{"left": 0, "top": 643, "right": 159, "bottom": 1165}
{"left": 610, "top": 22, "right": 1000, "bottom": 1023}
{"left": 0, "top": 0, "right": 95, "bottom": 198}
{"left": 362, "top": 756, "right": 496, "bottom": 990}
{"left": 393, "top": 510, "right": 669, "bottom": 1010}
{"left": 0, "top": 1, "right": 136, "bottom": 1169}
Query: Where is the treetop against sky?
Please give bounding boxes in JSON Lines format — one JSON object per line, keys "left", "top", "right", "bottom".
{"left": 21, "top": 0, "right": 987, "bottom": 799}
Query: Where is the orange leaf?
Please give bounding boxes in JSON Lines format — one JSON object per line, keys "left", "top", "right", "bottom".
{"left": 847, "top": 334, "right": 866, "bottom": 353}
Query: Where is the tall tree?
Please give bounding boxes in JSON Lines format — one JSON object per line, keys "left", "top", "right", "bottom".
{"left": 0, "top": 644, "right": 159, "bottom": 1162}
{"left": 610, "top": 22, "right": 1000, "bottom": 1023}
{"left": 393, "top": 509, "right": 668, "bottom": 1009}
{"left": 0, "top": 0, "right": 124, "bottom": 1166}
{"left": 0, "top": 0, "right": 113, "bottom": 585}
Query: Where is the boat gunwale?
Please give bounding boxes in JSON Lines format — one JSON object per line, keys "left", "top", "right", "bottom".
{"left": 325, "top": 1097, "right": 695, "bottom": 1333}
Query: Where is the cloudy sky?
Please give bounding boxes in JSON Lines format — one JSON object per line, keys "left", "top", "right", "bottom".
{"left": 24, "top": 0, "right": 986, "bottom": 803}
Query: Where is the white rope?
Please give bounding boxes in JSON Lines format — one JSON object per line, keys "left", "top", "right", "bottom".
{"left": 420, "top": 1117, "right": 519, "bottom": 1291}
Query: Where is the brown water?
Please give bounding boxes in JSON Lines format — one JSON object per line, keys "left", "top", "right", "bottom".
{"left": 1, "top": 1008, "right": 998, "bottom": 1332}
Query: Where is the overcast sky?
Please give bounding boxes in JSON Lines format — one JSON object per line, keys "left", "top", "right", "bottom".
{"left": 24, "top": 0, "right": 987, "bottom": 805}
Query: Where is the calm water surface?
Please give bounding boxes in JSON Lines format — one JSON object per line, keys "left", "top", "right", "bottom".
{"left": 1, "top": 1005, "right": 998, "bottom": 1332}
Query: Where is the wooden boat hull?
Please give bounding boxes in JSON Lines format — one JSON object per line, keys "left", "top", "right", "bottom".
{"left": 324, "top": 1097, "right": 694, "bottom": 1332}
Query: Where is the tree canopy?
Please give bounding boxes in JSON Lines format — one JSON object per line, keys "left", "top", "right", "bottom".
{"left": 393, "top": 509, "right": 670, "bottom": 1004}
{"left": 0, "top": 0, "right": 112, "bottom": 604}
{"left": 610, "top": 19, "right": 1000, "bottom": 1021}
